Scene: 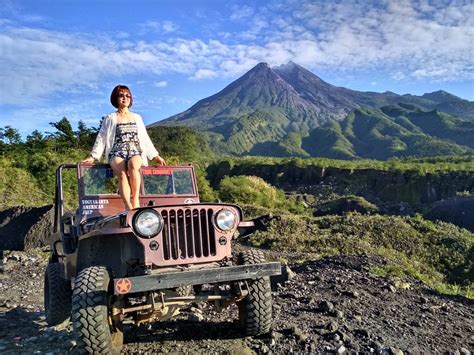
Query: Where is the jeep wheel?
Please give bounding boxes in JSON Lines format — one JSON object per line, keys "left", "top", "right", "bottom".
{"left": 238, "top": 250, "right": 272, "bottom": 336}
{"left": 72, "top": 266, "right": 123, "bottom": 354}
{"left": 44, "top": 262, "right": 72, "bottom": 326}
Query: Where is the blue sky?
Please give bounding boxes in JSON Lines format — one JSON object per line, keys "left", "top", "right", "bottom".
{"left": 1, "top": 0, "right": 473, "bottom": 137}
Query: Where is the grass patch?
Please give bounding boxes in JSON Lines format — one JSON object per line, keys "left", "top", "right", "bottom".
{"left": 245, "top": 212, "right": 473, "bottom": 298}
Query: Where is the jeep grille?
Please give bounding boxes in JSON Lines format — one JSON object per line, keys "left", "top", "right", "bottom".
{"left": 161, "top": 208, "right": 217, "bottom": 260}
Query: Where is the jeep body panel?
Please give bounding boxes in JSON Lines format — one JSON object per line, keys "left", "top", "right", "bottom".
{"left": 65, "top": 202, "right": 244, "bottom": 279}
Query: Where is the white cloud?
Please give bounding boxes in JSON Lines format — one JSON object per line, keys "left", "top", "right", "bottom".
{"left": 154, "top": 81, "right": 168, "bottom": 88}
{"left": 0, "top": 0, "right": 46, "bottom": 24}
{"left": 0, "top": 26, "right": 187, "bottom": 104}
{"left": 190, "top": 69, "right": 218, "bottom": 80}
{"left": 139, "top": 20, "right": 179, "bottom": 34}
{"left": 230, "top": 5, "right": 255, "bottom": 21}
{"left": 162, "top": 21, "right": 178, "bottom": 33}
{"left": 285, "top": 0, "right": 474, "bottom": 81}
{"left": 391, "top": 71, "right": 406, "bottom": 81}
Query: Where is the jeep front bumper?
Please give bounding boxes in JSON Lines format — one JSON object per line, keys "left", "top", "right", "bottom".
{"left": 113, "top": 262, "right": 281, "bottom": 295}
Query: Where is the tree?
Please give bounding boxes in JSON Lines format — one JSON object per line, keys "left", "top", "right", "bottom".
{"left": 49, "top": 117, "right": 75, "bottom": 149}
{"left": 0, "top": 126, "right": 22, "bottom": 145}
{"left": 50, "top": 117, "right": 75, "bottom": 140}
{"left": 76, "top": 120, "right": 96, "bottom": 149}
{"left": 26, "top": 130, "right": 47, "bottom": 150}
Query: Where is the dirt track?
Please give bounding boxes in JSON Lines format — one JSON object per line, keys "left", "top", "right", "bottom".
{"left": 0, "top": 249, "right": 472, "bottom": 354}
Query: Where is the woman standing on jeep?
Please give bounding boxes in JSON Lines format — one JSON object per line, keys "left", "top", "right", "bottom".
{"left": 81, "top": 85, "right": 165, "bottom": 210}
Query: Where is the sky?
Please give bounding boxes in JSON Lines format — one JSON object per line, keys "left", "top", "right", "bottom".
{"left": 1, "top": 0, "right": 473, "bottom": 137}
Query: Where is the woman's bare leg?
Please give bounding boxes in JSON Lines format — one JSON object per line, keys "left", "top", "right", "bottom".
{"left": 110, "top": 157, "right": 133, "bottom": 210}
{"left": 128, "top": 155, "right": 143, "bottom": 209}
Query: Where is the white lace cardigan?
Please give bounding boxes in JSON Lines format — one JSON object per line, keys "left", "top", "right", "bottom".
{"left": 90, "top": 112, "right": 159, "bottom": 166}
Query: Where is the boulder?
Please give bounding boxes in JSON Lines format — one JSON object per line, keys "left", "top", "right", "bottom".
{"left": 0, "top": 205, "right": 54, "bottom": 250}
{"left": 424, "top": 196, "right": 474, "bottom": 232}
{"left": 313, "top": 195, "right": 378, "bottom": 216}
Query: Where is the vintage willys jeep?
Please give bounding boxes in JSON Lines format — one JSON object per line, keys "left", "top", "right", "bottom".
{"left": 44, "top": 163, "right": 280, "bottom": 353}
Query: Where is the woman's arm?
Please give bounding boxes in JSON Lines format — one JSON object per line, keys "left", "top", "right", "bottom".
{"left": 152, "top": 155, "right": 166, "bottom": 166}
{"left": 81, "top": 156, "right": 95, "bottom": 164}
{"left": 81, "top": 116, "right": 109, "bottom": 163}
{"left": 89, "top": 116, "right": 109, "bottom": 160}
{"left": 135, "top": 114, "right": 163, "bottom": 163}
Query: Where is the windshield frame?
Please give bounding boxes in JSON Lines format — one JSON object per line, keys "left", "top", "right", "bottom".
{"left": 78, "top": 164, "right": 199, "bottom": 198}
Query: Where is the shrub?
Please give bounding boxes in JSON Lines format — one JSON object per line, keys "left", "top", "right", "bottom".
{"left": 194, "top": 165, "right": 218, "bottom": 202}
{"left": 218, "top": 175, "right": 306, "bottom": 214}
{"left": 0, "top": 158, "right": 50, "bottom": 209}
{"left": 219, "top": 175, "right": 279, "bottom": 208}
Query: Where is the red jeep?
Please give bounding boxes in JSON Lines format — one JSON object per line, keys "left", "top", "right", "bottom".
{"left": 44, "top": 163, "right": 280, "bottom": 353}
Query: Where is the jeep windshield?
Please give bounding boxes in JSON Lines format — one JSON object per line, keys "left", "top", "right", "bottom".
{"left": 81, "top": 165, "right": 196, "bottom": 197}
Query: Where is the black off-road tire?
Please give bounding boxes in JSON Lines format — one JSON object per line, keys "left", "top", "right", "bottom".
{"left": 72, "top": 266, "right": 123, "bottom": 354}
{"left": 238, "top": 250, "right": 273, "bottom": 336}
{"left": 44, "top": 262, "right": 72, "bottom": 326}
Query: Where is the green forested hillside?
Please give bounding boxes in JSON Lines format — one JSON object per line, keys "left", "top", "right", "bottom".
{"left": 300, "top": 107, "right": 474, "bottom": 160}
{"left": 197, "top": 106, "right": 474, "bottom": 159}
{"left": 402, "top": 109, "right": 474, "bottom": 148}
{"left": 147, "top": 125, "right": 214, "bottom": 161}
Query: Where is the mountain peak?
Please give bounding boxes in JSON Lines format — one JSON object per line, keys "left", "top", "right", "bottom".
{"left": 422, "top": 90, "right": 463, "bottom": 103}
{"left": 273, "top": 61, "right": 325, "bottom": 82}
{"left": 430, "top": 90, "right": 449, "bottom": 95}
{"left": 252, "top": 62, "right": 271, "bottom": 70}
{"left": 274, "top": 61, "right": 302, "bottom": 73}
{"left": 244, "top": 62, "right": 274, "bottom": 77}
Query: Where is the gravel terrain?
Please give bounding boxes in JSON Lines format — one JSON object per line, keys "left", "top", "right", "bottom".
{"left": 0, "top": 248, "right": 472, "bottom": 354}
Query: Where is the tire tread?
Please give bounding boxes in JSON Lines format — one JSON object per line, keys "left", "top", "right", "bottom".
{"left": 44, "top": 262, "right": 72, "bottom": 326}
{"left": 238, "top": 250, "right": 273, "bottom": 336}
{"left": 72, "top": 266, "right": 122, "bottom": 354}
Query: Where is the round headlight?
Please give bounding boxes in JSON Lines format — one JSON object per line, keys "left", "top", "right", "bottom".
{"left": 215, "top": 209, "right": 236, "bottom": 231}
{"left": 133, "top": 209, "right": 163, "bottom": 238}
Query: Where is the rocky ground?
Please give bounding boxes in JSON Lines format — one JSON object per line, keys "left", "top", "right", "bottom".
{"left": 0, "top": 248, "right": 472, "bottom": 354}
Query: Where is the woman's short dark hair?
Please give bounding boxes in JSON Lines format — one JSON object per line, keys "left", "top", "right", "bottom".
{"left": 110, "top": 85, "right": 133, "bottom": 108}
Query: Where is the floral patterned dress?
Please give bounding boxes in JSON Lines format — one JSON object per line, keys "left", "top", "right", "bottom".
{"left": 108, "top": 122, "right": 142, "bottom": 163}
